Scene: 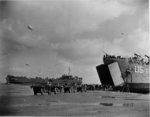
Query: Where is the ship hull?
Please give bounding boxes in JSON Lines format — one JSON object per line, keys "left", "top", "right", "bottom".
{"left": 6, "top": 77, "right": 31, "bottom": 85}
{"left": 97, "top": 56, "right": 150, "bottom": 93}
{"left": 127, "top": 83, "right": 150, "bottom": 93}
{"left": 6, "top": 79, "right": 32, "bottom": 85}
{"left": 6, "top": 76, "right": 46, "bottom": 85}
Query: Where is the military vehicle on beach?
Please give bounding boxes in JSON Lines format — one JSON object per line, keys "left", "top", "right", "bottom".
{"left": 30, "top": 74, "right": 86, "bottom": 95}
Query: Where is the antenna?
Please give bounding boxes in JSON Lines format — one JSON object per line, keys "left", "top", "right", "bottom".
{"left": 68, "top": 67, "right": 71, "bottom": 75}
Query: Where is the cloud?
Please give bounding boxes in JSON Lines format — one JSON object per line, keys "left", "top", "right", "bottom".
{"left": 51, "top": 39, "right": 102, "bottom": 60}
{"left": 120, "top": 28, "right": 149, "bottom": 55}
{"left": 118, "top": 0, "right": 148, "bottom": 8}
{"left": 1, "top": 0, "right": 145, "bottom": 53}
{"left": 19, "top": 33, "right": 49, "bottom": 49}
{"left": 138, "top": 9, "right": 149, "bottom": 32}
{"left": 11, "top": 67, "right": 29, "bottom": 74}
{"left": 11, "top": 0, "right": 136, "bottom": 43}
{"left": 51, "top": 37, "right": 128, "bottom": 67}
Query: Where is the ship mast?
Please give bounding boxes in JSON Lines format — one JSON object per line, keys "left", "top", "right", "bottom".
{"left": 68, "top": 67, "right": 71, "bottom": 76}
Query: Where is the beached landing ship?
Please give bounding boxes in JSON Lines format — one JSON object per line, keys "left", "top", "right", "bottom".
{"left": 6, "top": 75, "right": 47, "bottom": 85}
{"left": 96, "top": 53, "right": 150, "bottom": 93}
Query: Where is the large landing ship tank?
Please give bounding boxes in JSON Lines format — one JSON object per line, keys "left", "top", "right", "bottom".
{"left": 96, "top": 53, "right": 150, "bottom": 93}
{"left": 6, "top": 75, "right": 47, "bottom": 85}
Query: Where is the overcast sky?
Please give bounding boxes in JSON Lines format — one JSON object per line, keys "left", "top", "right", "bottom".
{"left": 0, "top": 0, "right": 149, "bottom": 83}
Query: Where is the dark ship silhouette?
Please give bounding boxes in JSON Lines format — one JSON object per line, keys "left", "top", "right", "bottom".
{"left": 5, "top": 74, "right": 82, "bottom": 86}
{"left": 96, "top": 53, "right": 150, "bottom": 93}
{"left": 6, "top": 75, "right": 47, "bottom": 85}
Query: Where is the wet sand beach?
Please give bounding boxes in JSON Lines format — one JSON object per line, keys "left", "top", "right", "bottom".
{"left": 0, "top": 84, "right": 149, "bottom": 116}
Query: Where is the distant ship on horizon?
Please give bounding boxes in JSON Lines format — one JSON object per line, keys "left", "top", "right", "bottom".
{"left": 96, "top": 53, "right": 150, "bottom": 93}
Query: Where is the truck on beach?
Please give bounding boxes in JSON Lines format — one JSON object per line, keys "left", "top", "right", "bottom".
{"left": 30, "top": 74, "right": 87, "bottom": 95}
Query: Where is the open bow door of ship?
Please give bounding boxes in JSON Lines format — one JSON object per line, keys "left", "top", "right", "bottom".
{"left": 108, "top": 62, "right": 124, "bottom": 86}
{"left": 96, "top": 64, "right": 114, "bottom": 86}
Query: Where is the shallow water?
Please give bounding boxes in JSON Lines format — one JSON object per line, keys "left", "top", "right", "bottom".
{"left": 0, "top": 83, "right": 149, "bottom": 116}
{"left": 100, "top": 102, "right": 134, "bottom": 107}
{"left": 0, "top": 83, "right": 33, "bottom": 96}
{"left": 3, "top": 100, "right": 135, "bottom": 108}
